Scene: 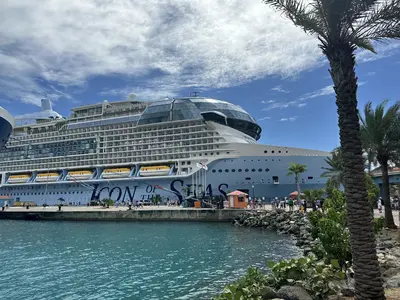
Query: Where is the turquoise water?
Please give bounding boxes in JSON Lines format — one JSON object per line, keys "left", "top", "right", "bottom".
{"left": 0, "top": 220, "right": 300, "bottom": 300}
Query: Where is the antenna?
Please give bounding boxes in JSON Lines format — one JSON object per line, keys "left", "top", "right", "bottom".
{"left": 190, "top": 92, "right": 200, "bottom": 97}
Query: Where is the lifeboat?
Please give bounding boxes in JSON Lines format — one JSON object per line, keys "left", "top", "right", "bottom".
{"left": 8, "top": 174, "right": 31, "bottom": 184}
{"left": 102, "top": 167, "right": 131, "bottom": 179}
{"left": 139, "top": 165, "right": 170, "bottom": 177}
{"left": 66, "top": 170, "right": 93, "bottom": 181}
{"left": 35, "top": 172, "right": 60, "bottom": 182}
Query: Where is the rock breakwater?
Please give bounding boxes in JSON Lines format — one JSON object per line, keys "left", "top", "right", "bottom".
{"left": 232, "top": 209, "right": 319, "bottom": 256}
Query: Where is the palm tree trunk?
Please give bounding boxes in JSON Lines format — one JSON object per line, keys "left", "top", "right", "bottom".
{"left": 380, "top": 161, "right": 396, "bottom": 228}
{"left": 324, "top": 43, "right": 385, "bottom": 299}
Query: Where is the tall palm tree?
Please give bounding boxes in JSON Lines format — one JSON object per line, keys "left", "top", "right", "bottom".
{"left": 261, "top": 1, "right": 400, "bottom": 298}
{"left": 360, "top": 100, "right": 400, "bottom": 229}
{"left": 321, "top": 147, "right": 344, "bottom": 189}
{"left": 287, "top": 163, "right": 307, "bottom": 202}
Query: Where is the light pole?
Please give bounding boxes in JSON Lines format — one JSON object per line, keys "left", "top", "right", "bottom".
{"left": 252, "top": 184, "right": 255, "bottom": 199}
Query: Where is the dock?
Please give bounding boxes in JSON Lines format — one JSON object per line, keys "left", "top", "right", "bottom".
{"left": 0, "top": 206, "right": 246, "bottom": 222}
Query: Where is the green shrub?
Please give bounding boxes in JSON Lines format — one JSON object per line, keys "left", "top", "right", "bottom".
{"left": 213, "top": 267, "right": 270, "bottom": 300}
{"left": 373, "top": 217, "right": 385, "bottom": 234}
{"left": 267, "top": 257, "right": 344, "bottom": 300}
{"left": 102, "top": 198, "right": 114, "bottom": 206}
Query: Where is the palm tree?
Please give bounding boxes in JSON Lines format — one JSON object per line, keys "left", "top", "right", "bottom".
{"left": 261, "top": 1, "right": 399, "bottom": 298}
{"left": 287, "top": 163, "right": 307, "bottom": 202}
{"left": 321, "top": 147, "right": 344, "bottom": 189}
{"left": 360, "top": 100, "right": 400, "bottom": 229}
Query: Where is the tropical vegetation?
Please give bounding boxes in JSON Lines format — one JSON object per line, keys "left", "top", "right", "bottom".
{"left": 261, "top": 0, "right": 400, "bottom": 297}
{"left": 303, "top": 188, "right": 324, "bottom": 208}
{"left": 360, "top": 100, "right": 400, "bottom": 228}
{"left": 321, "top": 147, "right": 343, "bottom": 189}
{"left": 287, "top": 163, "right": 307, "bottom": 201}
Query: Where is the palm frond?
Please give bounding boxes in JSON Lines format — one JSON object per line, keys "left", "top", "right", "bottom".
{"left": 353, "top": 0, "right": 400, "bottom": 41}
{"left": 262, "top": 0, "right": 328, "bottom": 39}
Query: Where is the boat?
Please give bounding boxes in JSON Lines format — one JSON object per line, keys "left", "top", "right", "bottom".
{"left": 139, "top": 166, "right": 171, "bottom": 177}
{"left": 66, "top": 170, "right": 93, "bottom": 181}
{"left": 35, "top": 172, "right": 60, "bottom": 182}
{"left": 0, "top": 106, "right": 15, "bottom": 149}
{"left": 102, "top": 168, "right": 131, "bottom": 179}
{"left": 0, "top": 96, "right": 330, "bottom": 205}
{"left": 8, "top": 174, "right": 31, "bottom": 184}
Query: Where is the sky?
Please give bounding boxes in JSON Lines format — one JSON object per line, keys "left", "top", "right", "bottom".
{"left": 1, "top": 0, "right": 399, "bottom": 152}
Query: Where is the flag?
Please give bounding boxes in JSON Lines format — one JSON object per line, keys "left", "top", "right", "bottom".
{"left": 197, "top": 162, "right": 208, "bottom": 170}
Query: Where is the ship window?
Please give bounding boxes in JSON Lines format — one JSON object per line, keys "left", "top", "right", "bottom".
{"left": 264, "top": 150, "right": 267, "bottom": 153}
{"left": 265, "top": 168, "right": 270, "bottom": 172}
{"left": 225, "top": 169, "right": 229, "bottom": 172}
{"left": 218, "top": 169, "right": 222, "bottom": 173}
{"left": 231, "top": 169, "right": 235, "bottom": 172}
{"left": 212, "top": 170, "right": 216, "bottom": 173}
{"left": 246, "top": 177, "right": 251, "bottom": 180}
{"left": 272, "top": 150, "right": 275, "bottom": 153}
{"left": 278, "top": 150, "right": 281, "bottom": 153}
{"left": 251, "top": 169, "right": 255, "bottom": 172}
{"left": 238, "top": 169, "right": 242, "bottom": 172}
{"left": 273, "top": 176, "right": 279, "bottom": 183}
{"left": 258, "top": 168, "right": 262, "bottom": 172}
{"left": 245, "top": 169, "right": 249, "bottom": 172}
{"left": 308, "top": 176, "right": 313, "bottom": 179}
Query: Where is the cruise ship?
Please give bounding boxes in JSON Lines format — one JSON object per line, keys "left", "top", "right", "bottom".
{"left": 0, "top": 96, "right": 330, "bottom": 205}
{"left": 0, "top": 106, "right": 15, "bottom": 149}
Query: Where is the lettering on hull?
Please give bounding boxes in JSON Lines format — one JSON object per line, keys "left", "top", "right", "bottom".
{"left": 90, "top": 180, "right": 229, "bottom": 203}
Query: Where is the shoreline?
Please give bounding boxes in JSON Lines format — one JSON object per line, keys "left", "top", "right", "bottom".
{"left": 0, "top": 206, "right": 246, "bottom": 222}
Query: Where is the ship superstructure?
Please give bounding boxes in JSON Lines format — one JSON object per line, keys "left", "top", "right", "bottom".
{"left": 0, "top": 106, "right": 15, "bottom": 150}
{"left": 0, "top": 96, "right": 330, "bottom": 205}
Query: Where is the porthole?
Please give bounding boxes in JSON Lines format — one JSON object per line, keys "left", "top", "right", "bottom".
{"left": 258, "top": 168, "right": 262, "bottom": 172}
{"left": 272, "top": 150, "right": 275, "bottom": 153}
{"left": 264, "top": 150, "right": 268, "bottom": 153}
{"left": 231, "top": 169, "right": 236, "bottom": 172}
{"left": 251, "top": 169, "right": 256, "bottom": 172}
{"left": 265, "top": 168, "right": 270, "bottom": 172}
{"left": 225, "top": 169, "right": 229, "bottom": 172}
{"left": 278, "top": 150, "right": 281, "bottom": 153}
{"left": 245, "top": 169, "right": 249, "bottom": 172}
{"left": 238, "top": 169, "right": 242, "bottom": 172}
{"left": 212, "top": 169, "right": 216, "bottom": 173}
{"left": 218, "top": 169, "right": 222, "bottom": 173}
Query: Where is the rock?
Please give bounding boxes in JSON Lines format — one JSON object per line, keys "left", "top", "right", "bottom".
{"left": 303, "top": 247, "right": 313, "bottom": 256}
{"left": 385, "top": 274, "right": 400, "bottom": 288}
{"left": 276, "top": 286, "right": 312, "bottom": 300}
{"left": 383, "top": 267, "right": 400, "bottom": 278}
{"left": 340, "top": 288, "right": 355, "bottom": 297}
{"left": 260, "top": 286, "right": 277, "bottom": 299}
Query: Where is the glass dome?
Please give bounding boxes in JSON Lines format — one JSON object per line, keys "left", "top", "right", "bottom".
{"left": 137, "top": 98, "right": 261, "bottom": 140}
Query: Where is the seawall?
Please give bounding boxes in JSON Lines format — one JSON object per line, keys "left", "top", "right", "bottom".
{"left": 0, "top": 208, "right": 246, "bottom": 222}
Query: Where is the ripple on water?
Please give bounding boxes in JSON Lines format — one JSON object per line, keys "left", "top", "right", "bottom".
{"left": 0, "top": 221, "right": 300, "bottom": 300}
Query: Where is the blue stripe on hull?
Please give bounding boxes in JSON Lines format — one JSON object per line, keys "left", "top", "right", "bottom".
{"left": 0, "top": 155, "right": 329, "bottom": 205}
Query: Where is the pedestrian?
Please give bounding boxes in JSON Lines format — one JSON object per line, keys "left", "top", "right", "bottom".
{"left": 288, "top": 198, "right": 294, "bottom": 212}
{"left": 378, "top": 198, "right": 383, "bottom": 213}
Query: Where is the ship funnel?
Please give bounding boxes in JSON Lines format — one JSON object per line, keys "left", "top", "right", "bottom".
{"left": 41, "top": 99, "right": 52, "bottom": 111}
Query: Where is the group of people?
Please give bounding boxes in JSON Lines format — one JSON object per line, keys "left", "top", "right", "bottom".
{"left": 271, "top": 197, "right": 324, "bottom": 213}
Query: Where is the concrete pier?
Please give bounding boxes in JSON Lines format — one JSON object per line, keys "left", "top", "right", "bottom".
{"left": 0, "top": 206, "right": 246, "bottom": 222}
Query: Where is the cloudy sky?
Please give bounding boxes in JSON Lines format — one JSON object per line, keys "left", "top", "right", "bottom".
{"left": 1, "top": 0, "right": 399, "bottom": 151}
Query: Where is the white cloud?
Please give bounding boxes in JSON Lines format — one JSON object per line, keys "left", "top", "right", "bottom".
{"left": 258, "top": 116, "right": 271, "bottom": 121}
{"left": 0, "top": 0, "right": 324, "bottom": 106}
{"left": 366, "top": 71, "right": 376, "bottom": 76}
{"left": 280, "top": 116, "right": 297, "bottom": 122}
{"left": 261, "top": 100, "right": 275, "bottom": 104}
{"left": 357, "top": 42, "right": 400, "bottom": 63}
{"left": 0, "top": 1, "right": 397, "bottom": 107}
{"left": 263, "top": 81, "right": 367, "bottom": 111}
{"left": 271, "top": 85, "right": 290, "bottom": 93}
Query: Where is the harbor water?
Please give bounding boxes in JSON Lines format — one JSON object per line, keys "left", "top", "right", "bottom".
{"left": 0, "top": 220, "right": 300, "bottom": 300}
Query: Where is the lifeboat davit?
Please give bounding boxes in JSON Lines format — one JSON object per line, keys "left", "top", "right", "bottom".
{"left": 139, "top": 165, "right": 170, "bottom": 177}
{"left": 102, "top": 167, "right": 131, "bottom": 179}
{"left": 35, "top": 172, "right": 60, "bottom": 182}
{"left": 66, "top": 170, "right": 93, "bottom": 181}
{"left": 8, "top": 174, "right": 31, "bottom": 184}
